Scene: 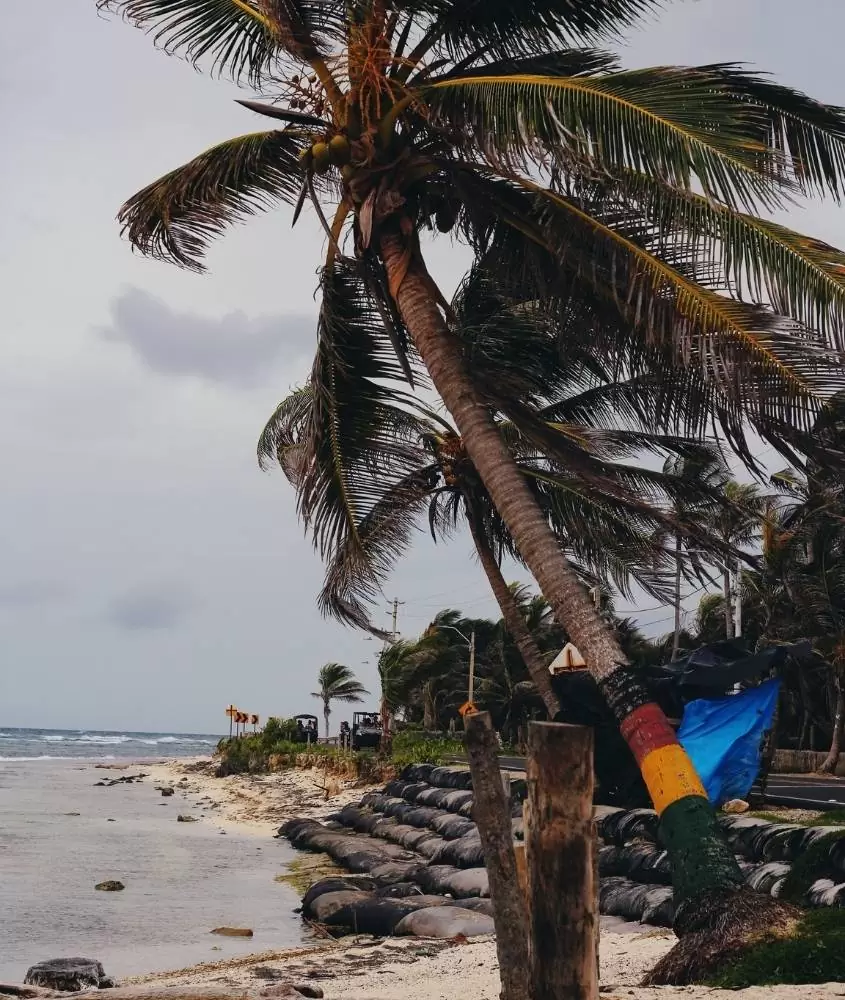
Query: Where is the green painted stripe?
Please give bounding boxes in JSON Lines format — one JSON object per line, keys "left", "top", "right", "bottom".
{"left": 660, "top": 795, "right": 745, "bottom": 909}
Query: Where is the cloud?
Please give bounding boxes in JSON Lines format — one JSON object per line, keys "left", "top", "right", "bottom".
{"left": 0, "top": 580, "right": 67, "bottom": 609}
{"left": 100, "top": 287, "right": 315, "bottom": 388}
{"left": 107, "top": 582, "right": 197, "bottom": 631}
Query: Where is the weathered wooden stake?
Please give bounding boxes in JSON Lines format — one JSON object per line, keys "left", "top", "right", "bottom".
{"left": 465, "top": 712, "right": 530, "bottom": 1000}
{"left": 525, "top": 721, "right": 597, "bottom": 1000}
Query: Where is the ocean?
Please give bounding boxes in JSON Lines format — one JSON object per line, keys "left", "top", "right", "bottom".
{"left": 0, "top": 727, "right": 222, "bottom": 761}
{"left": 0, "top": 740, "right": 308, "bottom": 982}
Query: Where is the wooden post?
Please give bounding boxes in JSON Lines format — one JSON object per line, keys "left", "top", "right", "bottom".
{"left": 525, "top": 722, "right": 597, "bottom": 1000}
{"left": 465, "top": 712, "right": 530, "bottom": 1000}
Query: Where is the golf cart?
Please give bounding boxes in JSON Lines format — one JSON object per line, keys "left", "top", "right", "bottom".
{"left": 292, "top": 714, "right": 319, "bottom": 745}
{"left": 351, "top": 712, "right": 381, "bottom": 751}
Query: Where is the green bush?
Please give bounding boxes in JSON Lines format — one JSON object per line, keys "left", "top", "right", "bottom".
{"left": 390, "top": 731, "right": 463, "bottom": 767}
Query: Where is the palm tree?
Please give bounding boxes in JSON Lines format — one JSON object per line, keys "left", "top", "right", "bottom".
{"left": 661, "top": 452, "right": 729, "bottom": 660}
{"left": 260, "top": 268, "right": 738, "bottom": 719}
{"left": 705, "top": 481, "right": 765, "bottom": 640}
{"left": 311, "top": 662, "right": 368, "bottom": 738}
{"left": 100, "top": 0, "right": 845, "bottom": 939}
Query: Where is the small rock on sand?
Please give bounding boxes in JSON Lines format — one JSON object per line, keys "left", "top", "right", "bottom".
{"left": 159, "top": 788, "right": 175, "bottom": 798}
{"left": 95, "top": 881, "right": 125, "bottom": 892}
{"left": 177, "top": 815, "right": 198, "bottom": 823}
{"left": 210, "top": 928, "right": 253, "bottom": 938}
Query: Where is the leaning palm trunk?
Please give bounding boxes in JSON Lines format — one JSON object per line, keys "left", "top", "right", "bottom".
{"left": 380, "top": 231, "right": 744, "bottom": 917}
{"left": 467, "top": 513, "right": 561, "bottom": 718}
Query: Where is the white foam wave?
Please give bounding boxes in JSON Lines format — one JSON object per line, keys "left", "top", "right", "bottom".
{"left": 0, "top": 754, "right": 117, "bottom": 762}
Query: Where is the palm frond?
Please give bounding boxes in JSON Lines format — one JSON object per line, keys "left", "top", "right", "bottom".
{"left": 117, "top": 130, "right": 310, "bottom": 270}
{"left": 718, "top": 69, "right": 845, "bottom": 200}
{"left": 97, "top": 0, "right": 282, "bottom": 85}
{"left": 612, "top": 171, "right": 845, "bottom": 346}
{"left": 423, "top": 66, "right": 787, "bottom": 209}
{"left": 395, "top": 0, "right": 667, "bottom": 64}
{"left": 97, "top": 0, "right": 345, "bottom": 82}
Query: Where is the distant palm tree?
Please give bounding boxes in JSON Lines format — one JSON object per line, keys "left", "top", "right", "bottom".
{"left": 312, "top": 662, "right": 368, "bottom": 738}
{"left": 706, "top": 481, "right": 765, "bottom": 639}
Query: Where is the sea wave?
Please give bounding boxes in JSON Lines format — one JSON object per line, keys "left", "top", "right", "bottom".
{"left": 0, "top": 754, "right": 117, "bottom": 762}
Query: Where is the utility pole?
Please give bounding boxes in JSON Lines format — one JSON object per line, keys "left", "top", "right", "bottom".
{"left": 385, "top": 597, "right": 405, "bottom": 646}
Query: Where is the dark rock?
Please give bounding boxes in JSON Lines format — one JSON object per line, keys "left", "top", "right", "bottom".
{"left": 251, "top": 970, "right": 283, "bottom": 982}
{"left": 160, "top": 788, "right": 175, "bottom": 798}
{"left": 210, "top": 927, "right": 253, "bottom": 937}
{"left": 94, "top": 882, "right": 124, "bottom": 892}
{"left": 177, "top": 816, "right": 198, "bottom": 823}
{"left": 294, "top": 987, "right": 323, "bottom": 998}
{"left": 24, "top": 959, "right": 111, "bottom": 992}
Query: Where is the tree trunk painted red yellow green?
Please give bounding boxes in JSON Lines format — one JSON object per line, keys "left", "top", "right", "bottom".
{"left": 600, "top": 668, "right": 744, "bottom": 909}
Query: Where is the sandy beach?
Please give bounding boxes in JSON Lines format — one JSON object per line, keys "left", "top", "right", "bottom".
{"left": 119, "top": 759, "right": 844, "bottom": 1000}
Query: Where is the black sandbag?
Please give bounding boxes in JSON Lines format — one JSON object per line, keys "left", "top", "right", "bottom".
{"left": 806, "top": 878, "right": 845, "bottom": 907}
{"left": 458, "top": 799, "right": 475, "bottom": 818}
{"left": 744, "top": 861, "right": 790, "bottom": 895}
{"left": 368, "top": 795, "right": 406, "bottom": 815}
{"left": 641, "top": 888, "right": 674, "bottom": 927}
{"left": 442, "top": 790, "right": 474, "bottom": 813}
{"left": 381, "top": 800, "right": 411, "bottom": 820}
{"left": 717, "top": 815, "right": 773, "bottom": 858}
{"left": 309, "top": 890, "right": 372, "bottom": 922}
{"left": 415, "top": 835, "right": 449, "bottom": 859}
{"left": 315, "top": 892, "right": 448, "bottom": 934}
{"left": 402, "top": 806, "right": 444, "bottom": 829}
{"left": 415, "top": 787, "right": 453, "bottom": 809}
{"left": 395, "top": 907, "right": 494, "bottom": 938}
{"left": 432, "top": 834, "right": 485, "bottom": 868}
{"left": 383, "top": 780, "right": 414, "bottom": 798}
{"left": 368, "top": 861, "right": 425, "bottom": 886}
{"left": 400, "top": 764, "right": 436, "bottom": 784}
{"left": 375, "top": 882, "right": 426, "bottom": 898}
{"left": 625, "top": 845, "right": 672, "bottom": 886}
{"left": 598, "top": 877, "right": 655, "bottom": 922}
{"left": 400, "top": 782, "right": 433, "bottom": 802}
{"left": 431, "top": 813, "right": 476, "bottom": 840}
{"left": 442, "top": 867, "right": 489, "bottom": 898}
{"left": 359, "top": 791, "right": 384, "bottom": 809}
{"left": 616, "top": 808, "right": 659, "bottom": 844}
{"left": 302, "top": 877, "right": 376, "bottom": 914}
{"left": 428, "top": 767, "right": 473, "bottom": 790}
{"left": 445, "top": 897, "right": 495, "bottom": 917}
{"left": 594, "top": 808, "right": 627, "bottom": 844}
{"left": 338, "top": 805, "right": 381, "bottom": 834}
{"left": 598, "top": 845, "right": 626, "bottom": 877}
{"left": 413, "top": 864, "right": 462, "bottom": 894}
{"left": 829, "top": 834, "right": 845, "bottom": 877}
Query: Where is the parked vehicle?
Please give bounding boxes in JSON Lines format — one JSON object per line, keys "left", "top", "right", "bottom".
{"left": 351, "top": 712, "right": 381, "bottom": 751}
{"left": 292, "top": 714, "right": 319, "bottom": 744}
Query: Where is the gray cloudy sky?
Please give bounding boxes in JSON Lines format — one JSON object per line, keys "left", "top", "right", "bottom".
{"left": 2, "top": 0, "right": 845, "bottom": 734}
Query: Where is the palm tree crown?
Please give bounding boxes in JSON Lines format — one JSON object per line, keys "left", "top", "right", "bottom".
{"left": 311, "top": 661, "right": 368, "bottom": 737}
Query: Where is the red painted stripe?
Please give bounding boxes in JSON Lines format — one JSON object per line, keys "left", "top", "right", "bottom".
{"left": 619, "top": 702, "right": 678, "bottom": 766}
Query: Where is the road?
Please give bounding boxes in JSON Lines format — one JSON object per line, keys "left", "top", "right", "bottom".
{"left": 452, "top": 755, "right": 845, "bottom": 809}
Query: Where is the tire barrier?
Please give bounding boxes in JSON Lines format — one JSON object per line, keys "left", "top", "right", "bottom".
{"left": 281, "top": 767, "right": 845, "bottom": 940}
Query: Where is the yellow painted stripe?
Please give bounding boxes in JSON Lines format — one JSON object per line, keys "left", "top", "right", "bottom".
{"left": 640, "top": 743, "right": 707, "bottom": 815}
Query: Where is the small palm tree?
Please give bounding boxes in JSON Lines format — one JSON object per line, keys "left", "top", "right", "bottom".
{"left": 661, "top": 451, "right": 730, "bottom": 658}
{"left": 311, "top": 662, "right": 368, "bottom": 738}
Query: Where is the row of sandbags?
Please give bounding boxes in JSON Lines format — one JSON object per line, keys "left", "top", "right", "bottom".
{"left": 299, "top": 872, "right": 496, "bottom": 938}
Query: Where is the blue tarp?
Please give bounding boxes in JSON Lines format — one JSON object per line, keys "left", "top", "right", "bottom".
{"left": 678, "top": 678, "right": 781, "bottom": 806}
